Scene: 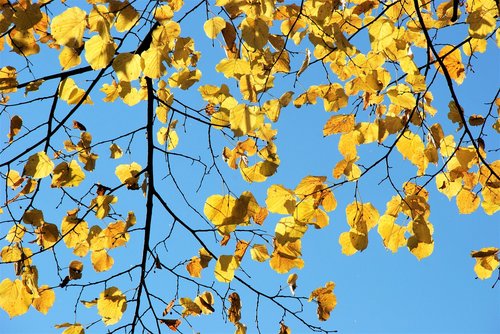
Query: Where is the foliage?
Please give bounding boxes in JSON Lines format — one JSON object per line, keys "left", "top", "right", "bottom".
{"left": 0, "top": 0, "right": 499, "bottom": 333}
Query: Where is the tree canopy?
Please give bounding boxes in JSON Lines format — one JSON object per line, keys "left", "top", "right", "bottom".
{"left": 0, "top": 0, "right": 499, "bottom": 333}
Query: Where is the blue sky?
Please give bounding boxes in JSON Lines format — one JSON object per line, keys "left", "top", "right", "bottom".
{"left": 1, "top": 1, "right": 499, "bottom": 333}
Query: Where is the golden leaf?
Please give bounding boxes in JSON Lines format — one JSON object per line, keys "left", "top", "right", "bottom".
{"left": 241, "top": 17, "right": 269, "bottom": 49}
{"left": 59, "top": 78, "right": 93, "bottom": 105}
{"left": 0, "top": 66, "right": 18, "bottom": 93}
{"left": 115, "top": 162, "right": 142, "bottom": 189}
{"left": 436, "top": 46, "right": 465, "bottom": 84}
{"left": 471, "top": 247, "right": 500, "bottom": 279}
{"left": 109, "top": 143, "right": 123, "bottom": 159}
{"left": 112, "top": 53, "right": 142, "bottom": 82}
{"left": 6, "top": 224, "right": 26, "bottom": 243}
{"left": 456, "top": 189, "right": 480, "bottom": 214}
{"left": 97, "top": 287, "right": 127, "bottom": 325}
{"left": 32, "top": 286, "right": 55, "bottom": 315}
{"left": 323, "top": 114, "right": 355, "bottom": 136}
{"left": 51, "top": 160, "right": 85, "bottom": 188}
{"left": 250, "top": 244, "right": 270, "bottom": 262}
{"left": 22, "top": 151, "right": 54, "bottom": 179}
{"left": 84, "top": 35, "right": 116, "bottom": 70}
{"left": 50, "top": 7, "right": 87, "bottom": 48}
{"left": 214, "top": 255, "right": 240, "bottom": 283}
{"left": 91, "top": 249, "right": 114, "bottom": 272}
{"left": 91, "top": 195, "right": 118, "bottom": 219}
{"left": 266, "top": 184, "right": 296, "bottom": 215}
{"left": 377, "top": 215, "right": 407, "bottom": 253}
{"left": 180, "top": 297, "right": 201, "bottom": 316}
{"left": 228, "top": 292, "right": 241, "bottom": 324}
{"left": 61, "top": 215, "right": 88, "bottom": 249}
{"left": 204, "top": 16, "right": 226, "bottom": 39}
{"left": 0, "top": 278, "right": 32, "bottom": 318}
{"left": 308, "top": 281, "right": 336, "bottom": 321}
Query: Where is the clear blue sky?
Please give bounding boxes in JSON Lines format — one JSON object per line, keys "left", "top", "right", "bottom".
{"left": 1, "top": 1, "right": 499, "bottom": 333}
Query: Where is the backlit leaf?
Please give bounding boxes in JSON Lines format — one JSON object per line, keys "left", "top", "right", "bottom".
{"left": 23, "top": 151, "right": 54, "bottom": 179}
{"left": 308, "top": 282, "right": 336, "bottom": 321}
{"left": 214, "top": 255, "right": 240, "bottom": 283}
{"left": 204, "top": 17, "right": 226, "bottom": 39}
{"left": 0, "top": 278, "right": 32, "bottom": 318}
{"left": 471, "top": 247, "right": 500, "bottom": 279}
{"left": 97, "top": 287, "right": 127, "bottom": 325}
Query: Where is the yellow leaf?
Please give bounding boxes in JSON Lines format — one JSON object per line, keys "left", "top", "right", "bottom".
{"left": 56, "top": 324, "right": 85, "bottom": 334}
{"left": 97, "top": 287, "right": 127, "bottom": 325}
{"left": 368, "top": 17, "right": 394, "bottom": 52}
{"left": 407, "top": 218, "right": 434, "bottom": 260}
{"left": 32, "top": 286, "right": 55, "bottom": 315}
{"left": 112, "top": 53, "right": 142, "bottom": 82}
{"left": 287, "top": 273, "right": 298, "bottom": 295}
{"left": 266, "top": 185, "right": 296, "bottom": 215}
{"left": 6, "top": 224, "right": 26, "bottom": 243}
{"left": 0, "top": 66, "right": 18, "bottom": 93}
{"left": 61, "top": 215, "right": 88, "bottom": 249}
{"left": 186, "top": 257, "right": 203, "bottom": 278}
{"left": 7, "top": 29, "right": 40, "bottom": 56}
{"left": 35, "top": 223, "right": 59, "bottom": 249}
{"left": 0, "top": 278, "right": 32, "bottom": 318}
{"left": 91, "top": 195, "right": 118, "bottom": 219}
{"left": 59, "top": 47, "right": 82, "bottom": 71}
{"left": 204, "top": 16, "right": 226, "bottom": 39}
{"left": 91, "top": 249, "right": 114, "bottom": 272}
{"left": 59, "top": 78, "right": 93, "bottom": 105}
{"left": 308, "top": 281, "right": 336, "bottom": 321}
{"left": 345, "top": 202, "right": 379, "bottom": 234}
{"left": 109, "top": 143, "right": 123, "bottom": 159}
{"left": 270, "top": 240, "right": 304, "bottom": 273}
{"left": 456, "top": 189, "right": 480, "bottom": 214}
{"left": 180, "top": 297, "right": 202, "bottom": 316}
{"left": 241, "top": 17, "right": 269, "bottom": 49}
{"left": 101, "top": 221, "right": 129, "bottom": 249}
{"left": 339, "top": 230, "right": 368, "bottom": 255}
{"left": 22, "top": 151, "right": 54, "bottom": 179}
{"left": 154, "top": 5, "right": 174, "bottom": 24}
{"left": 471, "top": 247, "right": 500, "bottom": 279}
{"left": 111, "top": 1, "right": 139, "bottom": 32}
{"left": 323, "top": 114, "right": 355, "bottom": 136}
{"left": 387, "top": 84, "right": 416, "bottom": 109}
{"left": 51, "top": 7, "right": 87, "bottom": 48}
{"left": 51, "top": 160, "right": 85, "bottom": 188}
{"left": 204, "top": 194, "right": 240, "bottom": 235}
{"left": 85, "top": 35, "right": 116, "bottom": 70}
{"left": 141, "top": 46, "right": 168, "bottom": 79}
{"left": 466, "top": 0, "right": 497, "bottom": 38}
{"left": 229, "top": 104, "right": 264, "bottom": 137}
{"left": 115, "top": 162, "right": 142, "bottom": 189}
{"left": 250, "top": 244, "right": 270, "bottom": 262}
{"left": 436, "top": 45, "right": 465, "bottom": 84}
{"left": 377, "top": 215, "right": 407, "bottom": 253}
{"left": 216, "top": 58, "right": 251, "bottom": 79}
{"left": 215, "top": 255, "right": 240, "bottom": 283}
{"left": 396, "top": 131, "right": 427, "bottom": 175}
{"left": 194, "top": 291, "right": 215, "bottom": 314}
{"left": 168, "top": 69, "right": 201, "bottom": 90}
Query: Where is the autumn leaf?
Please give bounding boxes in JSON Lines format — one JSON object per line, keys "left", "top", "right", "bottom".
{"left": 97, "top": 287, "right": 127, "bottom": 325}
{"left": 309, "top": 281, "right": 337, "bottom": 321}
{"left": 436, "top": 46, "right": 465, "bottom": 84}
{"left": 471, "top": 247, "right": 500, "bottom": 279}
{"left": 23, "top": 151, "right": 54, "bottom": 179}
{"left": 0, "top": 278, "right": 33, "bottom": 318}
{"left": 214, "top": 255, "right": 240, "bottom": 283}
